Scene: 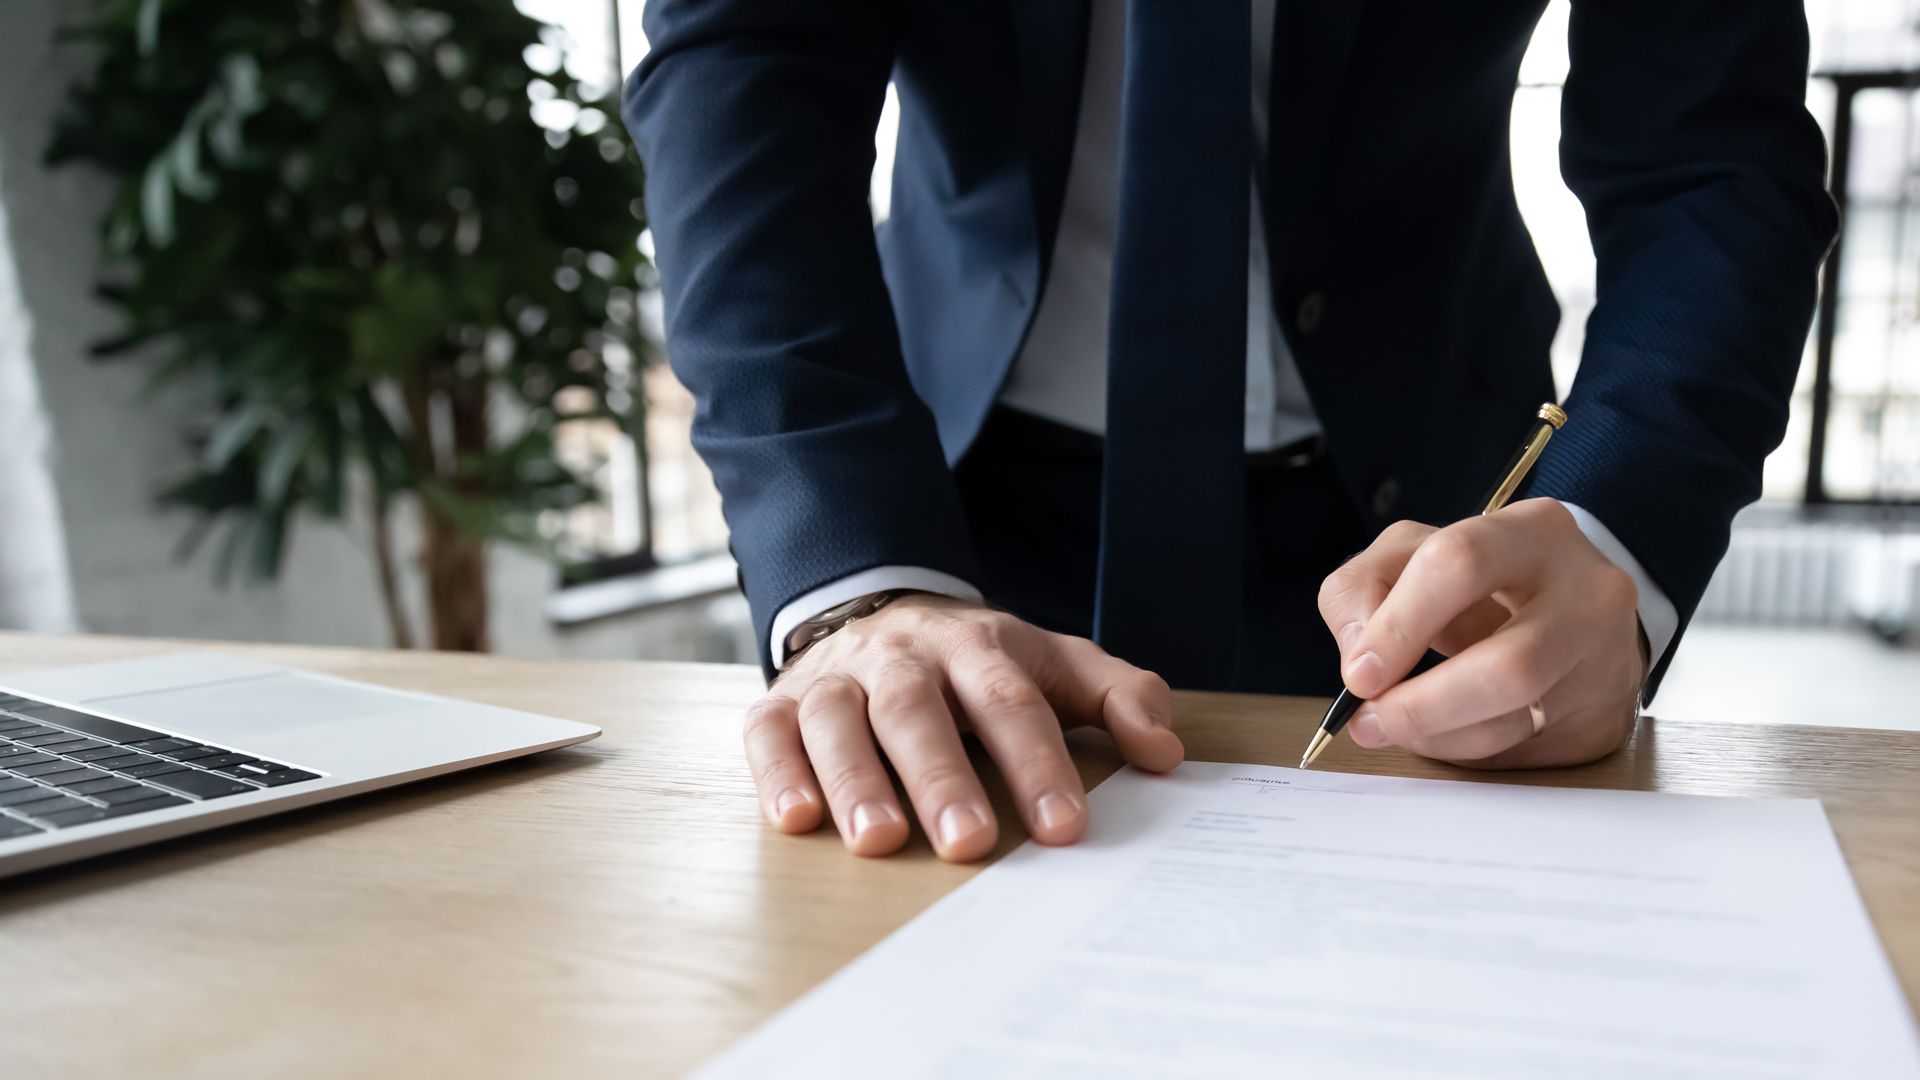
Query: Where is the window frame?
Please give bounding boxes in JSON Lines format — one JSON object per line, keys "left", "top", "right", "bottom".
{"left": 1805, "top": 67, "right": 1920, "bottom": 509}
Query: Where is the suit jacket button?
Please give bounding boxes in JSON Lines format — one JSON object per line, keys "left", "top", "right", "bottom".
{"left": 1372, "top": 477, "right": 1400, "bottom": 517}
{"left": 1295, "top": 291, "right": 1327, "bottom": 337}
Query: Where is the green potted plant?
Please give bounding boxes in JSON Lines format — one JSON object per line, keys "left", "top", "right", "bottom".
{"left": 46, "top": 0, "right": 651, "bottom": 651}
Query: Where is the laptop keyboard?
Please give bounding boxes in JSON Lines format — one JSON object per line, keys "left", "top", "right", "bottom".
{"left": 0, "top": 692, "right": 321, "bottom": 840}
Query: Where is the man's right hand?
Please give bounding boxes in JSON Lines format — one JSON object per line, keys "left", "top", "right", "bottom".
{"left": 745, "top": 595, "right": 1184, "bottom": 862}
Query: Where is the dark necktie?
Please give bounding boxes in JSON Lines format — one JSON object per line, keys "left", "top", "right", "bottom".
{"left": 1095, "top": 0, "right": 1252, "bottom": 688}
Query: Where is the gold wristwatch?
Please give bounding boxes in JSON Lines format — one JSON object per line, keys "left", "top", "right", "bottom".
{"left": 780, "top": 589, "right": 913, "bottom": 671}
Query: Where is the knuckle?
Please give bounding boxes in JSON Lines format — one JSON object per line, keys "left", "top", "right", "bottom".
{"left": 982, "top": 609, "right": 1024, "bottom": 633}
{"left": 1005, "top": 745, "right": 1067, "bottom": 782}
{"left": 1382, "top": 519, "right": 1431, "bottom": 544}
{"left": 944, "top": 618, "right": 1003, "bottom": 658}
{"left": 1417, "top": 528, "right": 1485, "bottom": 582}
{"left": 865, "top": 630, "right": 919, "bottom": 659}
{"left": 742, "top": 697, "right": 793, "bottom": 741}
{"left": 1121, "top": 669, "right": 1173, "bottom": 703}
{"left": 867, "top": 661, "right": 941, "bottom": 716}
{"left": 818, "top": 762, "right": 873, "bottom": 804}
{"left": 976, "top": 670, "right": 1045, "bottom": 718}
{"left": 828, "top": 624, "right": 871, "bottom": 654}
{"left": 798, "top": 674, "right": 861, "bottom": 721}
{"left": 1316, "top": 566, "right": 1361, "bottom": 616}
{"left": 907, "top": 759, "right": 973, "bottom": 796}
{"left": 1525, "top": 497, "right": 1577, "bottom": 531}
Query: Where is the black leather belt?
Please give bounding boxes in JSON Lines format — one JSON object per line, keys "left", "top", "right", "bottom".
{"left": 983, "top": 407, "right": 1326, "bottom": 469}
{"left": 1245, "top": 433, "right": 1327, "bottom": 470}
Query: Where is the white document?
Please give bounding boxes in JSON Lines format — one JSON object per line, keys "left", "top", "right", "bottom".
{"left": 698, "top": 762, "right": 1920, "bottom": 1079}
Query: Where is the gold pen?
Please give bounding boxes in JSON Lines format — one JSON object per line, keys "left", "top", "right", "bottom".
{"left": 1299, "top": 403, "right": 1568, "bottom": 769}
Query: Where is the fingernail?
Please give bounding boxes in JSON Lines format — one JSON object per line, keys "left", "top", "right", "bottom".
{"left": 773, "top": 788, "right": 810, "bottom": 823}
{"left": 1337, "top": 621, "right": 1366, "bottom": 654}
{"left": 1035, "top": 791, "right": 1081, "bottom": 832}
{"left": 1350, "top": 712, "right": 1385, "bottom": 747}
{"left": 938, "top": 803, "right": 990, "bottom": 850}
{"left": 850, "top": 800, "right": 898, "bottom": 839}
{"left": 1344, "top": 651, "right": 1384, "bottom": 695}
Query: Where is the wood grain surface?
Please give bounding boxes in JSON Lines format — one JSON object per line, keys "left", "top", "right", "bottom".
{"left": 1, "top": 632, "right": 1915, "bottom": 1078}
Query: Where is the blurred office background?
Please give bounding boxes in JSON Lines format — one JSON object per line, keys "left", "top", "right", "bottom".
{"left": 0, "top": 0, "right": 1915, "bottom": 727}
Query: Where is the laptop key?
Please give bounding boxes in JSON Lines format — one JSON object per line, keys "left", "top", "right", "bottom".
{"left": 92, "top": 784, "right": 175, "bottom": 806}
{"left": 49, "top": 739, "right": 111, "bottom": 756}
{"left": 252, "top": 769, "right": 321, "bottom": 787}
{"left": 4, "top": 727, "right": 60, "bottom": 742}
{"left": 31, "top": 743, "right": 92, "bottom": 759}
{"left": 13, "top": 759, "right": 86, "bottom": 778}
{"left": 46, "top": 767, "right": 116, "bottom": 787}
{"left": 0, "top": 815, "right": 47, "bottom": 838}
{"left": 0, "top": 717, "right": 40, "bottom": 733}
{"left": 29, "top": 768, "right": 98, "bottom": 787}
{"left": 161, "top": 746, "right": 226, "bottom": 762}
{"left": 148, "top": 771, "right": 257, "bottom": 800}
{"left": 9, "top": 705, "right": 162, "bottom": 745}
{"left": 237, "top": 761, "right": 289, "bottom": 775}
{"left": 15, "top": 793, "right": 90, "bottom": 818}
{"left": 67, "top": 776, "right": 141, "bottom": 796}
{"left": 3, "top": 753, "right": 59, "bottom": 771}
{"left": 190, "top": 753, "right": 260, "bottom": 771}
{"left": 0, "top": 777, "right": 36, "bottom": 793}
{"left": 118, "top": 760, "right": 190, "bottom": 780}
{"left": 37, "top": 806, "right": 110, "bottom": 828}
{"left": 86, "top": 754, "right": 150, "bottom": 772}
{"left": 103, "top": 794, "right": 190, "bottom": 818}
{"left": 123, "top": 737, "right": 199, "bottom": 754}
{"left": 0, "top": 785, "right": 54, "bottom": 807}
{"left": 15, "top": 731, "right": 85, "bottom": 747}
{"left": 71, "top": 744, "right": 145, "bottom": 763}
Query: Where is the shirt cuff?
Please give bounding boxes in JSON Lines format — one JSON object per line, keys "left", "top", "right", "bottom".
{"left": 1557, "top": 501, "right": 1679, "bottom": 669}
{"left": 770, "top": 566, "right": 985, "bottom": 665}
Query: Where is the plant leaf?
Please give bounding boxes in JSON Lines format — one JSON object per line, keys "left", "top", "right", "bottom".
{"left": 259, "top": 416, "right": 313, "bottom": 505}
{"left": 139, "top": 159, "right": 174, "bottom": 247}
{"left": 204, "top": 402, "right": 268, "bottom": 471}
{"left": 136, "top": 0, "right": 162, "bottom": 56}
{"left": 250, "top": 505, "right": 289, "bottom": 580}
{"left": 169, "top": 122, "right": 216, "bottom": 200}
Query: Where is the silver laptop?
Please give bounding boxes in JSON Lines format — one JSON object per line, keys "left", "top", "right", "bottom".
{"left": 0, "top": 651, "right": 600, "bottom": 878}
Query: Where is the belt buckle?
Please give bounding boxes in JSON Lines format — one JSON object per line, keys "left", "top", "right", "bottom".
{"left": 1251, "top": 434, "right": 1325, "bottom": 469}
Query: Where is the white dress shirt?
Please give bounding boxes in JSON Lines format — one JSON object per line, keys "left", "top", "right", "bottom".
{"left": 773, "top": 0, "right": 1678, "bottom": 673}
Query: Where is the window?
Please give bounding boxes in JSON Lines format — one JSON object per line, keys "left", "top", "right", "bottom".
{"left": 515, "top": 0, "right": 731, "bottom": 583}
{"left": 1806, "top": 77, "right": 1920, "bottom": 504}
{"left": 1516, "top": 1, "right": 1920, "bottom": 509}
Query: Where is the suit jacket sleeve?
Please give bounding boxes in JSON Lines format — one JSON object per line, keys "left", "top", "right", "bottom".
{"left": 1527, "top": 0, "right": 1839, "bottom": 694}
{"left": 623, "top": 1, "right": 985, "bottom": 674}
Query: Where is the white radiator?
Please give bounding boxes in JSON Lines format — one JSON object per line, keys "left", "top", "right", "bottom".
{"left": 1695, "top": 513, "right": 1920, "bottom": 632}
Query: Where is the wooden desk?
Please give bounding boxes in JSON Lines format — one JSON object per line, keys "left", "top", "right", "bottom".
{"left": 2, "top": 633, "right": 1916, "bottom": 1078}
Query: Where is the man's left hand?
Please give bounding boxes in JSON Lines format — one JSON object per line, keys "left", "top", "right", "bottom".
{"left": 1316, "top": 498, "right": 1647, "bottom": 768}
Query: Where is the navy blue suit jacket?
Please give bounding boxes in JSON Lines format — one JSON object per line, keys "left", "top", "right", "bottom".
{"left": 624, "top": 1, "right": 1837, "bottom": 686}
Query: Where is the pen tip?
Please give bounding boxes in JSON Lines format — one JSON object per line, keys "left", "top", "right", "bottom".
{"left": 1299, "top": 729, "right": 1333, "bottom": 770}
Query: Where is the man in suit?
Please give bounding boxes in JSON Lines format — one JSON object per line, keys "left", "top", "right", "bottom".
{"left": 623, "top": 1, "right": 1836, "bottom": 862}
